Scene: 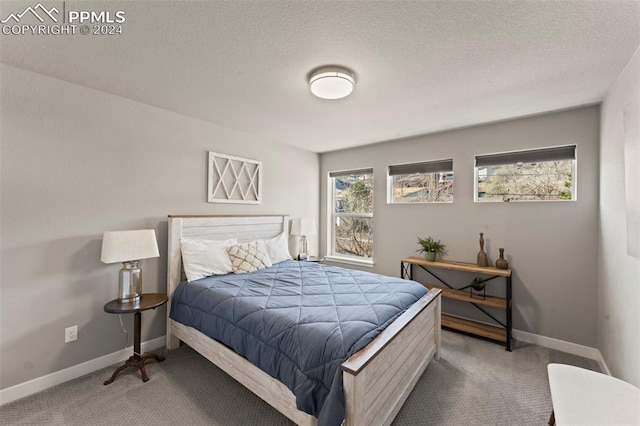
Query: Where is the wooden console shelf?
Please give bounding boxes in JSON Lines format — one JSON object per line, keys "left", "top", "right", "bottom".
{"left": 401, "top": 256, "right": 513, "bottom": 351}
{"left": 441, "top": 314, "right": 506, "bottom": 343}
{"left": 422, "top": 284, "right": 507, "bottom": 309}
{"left": 403, "top": 257, "right": 512, "bottom": 277}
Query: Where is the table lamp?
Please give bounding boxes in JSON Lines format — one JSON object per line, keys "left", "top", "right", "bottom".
{"left": 101, "top": 229, "right": 159, "bottom": 303}
{"left": 291, "top": 218, "right": 317, "bottom": 261}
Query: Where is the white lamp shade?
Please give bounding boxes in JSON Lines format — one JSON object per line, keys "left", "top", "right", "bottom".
{"left": 101, "top": 230, "right": 160, "bottom": 264}
{"left": 309, "top": 67, "right": 355, "bottom": 100}
{"left": 291, "top": 219, "right": 317, "bottom": 236}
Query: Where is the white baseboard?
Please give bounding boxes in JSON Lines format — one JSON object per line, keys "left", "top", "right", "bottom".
{"left": 513, "top": 329, "right": 610, "bottom": 374}
{"left": 0, "top": 335, "right": 166, "bottom": 406}
{"left": 1, "top": 329, "right": 615, "bottom": 407}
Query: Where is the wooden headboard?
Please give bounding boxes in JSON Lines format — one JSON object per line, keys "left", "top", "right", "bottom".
{"left": 166, "top": 215, "right": 289, "bottom": 347}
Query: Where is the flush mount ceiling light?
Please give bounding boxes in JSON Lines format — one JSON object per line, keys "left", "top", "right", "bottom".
{"left": 309, "top": 66, "right": 355, "bottom": 100}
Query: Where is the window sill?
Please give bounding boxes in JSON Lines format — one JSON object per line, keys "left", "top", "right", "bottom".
{"left": 324, "top": 255, "right": 375, "bottom": 268}
{"left": 387, "top": 200, "right": 453, "bottom": 205}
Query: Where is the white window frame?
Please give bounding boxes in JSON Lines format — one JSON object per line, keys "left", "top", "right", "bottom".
{"left": 474, "top": 145, "right": 577, "bottom": 203}
{"left": 326, "top": 168, "right": 374, "bottom": 267}
{"left": 387, "top": 159, "right": 454, "bottom": 204}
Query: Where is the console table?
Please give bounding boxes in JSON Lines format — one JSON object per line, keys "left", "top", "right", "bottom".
{"left": 401, "top": 256, "right": 512, "bottom": 351}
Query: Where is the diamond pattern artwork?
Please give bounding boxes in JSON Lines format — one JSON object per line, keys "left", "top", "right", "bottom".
{"left": 208, "top": 152, "right": 262, "bottom": 204}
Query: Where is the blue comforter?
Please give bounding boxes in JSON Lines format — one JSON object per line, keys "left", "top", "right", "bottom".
{"left": 170, "top": 259, "right": 427, "bottom": 425}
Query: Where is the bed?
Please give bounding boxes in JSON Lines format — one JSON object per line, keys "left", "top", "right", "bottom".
{"left": 166, "top": 215, "right": 441, "bottom": 426}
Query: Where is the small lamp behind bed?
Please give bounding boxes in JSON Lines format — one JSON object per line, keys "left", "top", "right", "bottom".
{"left": 101, "top": 230, "right": 159, "bottom": 303}
{"left": 291, "top": 218, "right": 316, "bottom": 261}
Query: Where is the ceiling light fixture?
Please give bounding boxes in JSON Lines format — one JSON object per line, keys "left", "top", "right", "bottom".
{"left": 309, "top": 66, "right": 355, "bottom": 100}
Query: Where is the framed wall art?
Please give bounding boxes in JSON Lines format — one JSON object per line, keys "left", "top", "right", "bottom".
{"left": 208, "top": 152, "right": 262, "bottom": 204}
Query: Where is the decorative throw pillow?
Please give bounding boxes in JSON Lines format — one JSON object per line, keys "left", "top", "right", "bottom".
{"left": 264, "top": 232, "right": 292, "bottom": 264}
{"left": 227, "top": 240, "right": 272, "bottom": 274}
{"left": 181, "top": 238, "right": 237, "bottom": 282}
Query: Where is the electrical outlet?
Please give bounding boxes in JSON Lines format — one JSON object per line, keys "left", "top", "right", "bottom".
{"left": 65, "top": 325, "right": 78, "bottom": 343}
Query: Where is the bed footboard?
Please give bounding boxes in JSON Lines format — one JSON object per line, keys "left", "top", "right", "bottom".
{"left": 341, "top": 289, "right": 442, "bottom": 426}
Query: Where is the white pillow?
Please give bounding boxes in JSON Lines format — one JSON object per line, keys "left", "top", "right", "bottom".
{"left": 264, "top": 232, "right": 292, "bottom": 264}
{"left": 227, "top": 240, "right": 272, "bottom": 274}
{"left": 181, "top": 238, "right": 237, "bottom": 282}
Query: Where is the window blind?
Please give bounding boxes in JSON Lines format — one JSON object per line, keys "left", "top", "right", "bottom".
{"left": 475, "top": 145, "right": 576, "bottom": 168}
{"left": 329, "top": 168, "right": 373, "bottom": 178}
{"left": 388, "top": 159, "right": 453, "bottom": 176}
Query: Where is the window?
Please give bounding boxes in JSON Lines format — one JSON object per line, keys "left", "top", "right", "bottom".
{"left": 475, "top": 145, "right": 576, "bottom": 202}
{"left": 388, "top": 159, "right": 453, "bottom": 203}
{"left": 328, "top": 168, "right": 374, "bottom": 263}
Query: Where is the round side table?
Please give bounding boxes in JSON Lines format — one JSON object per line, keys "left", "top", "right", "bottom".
{"left": 103, "top": 293, "right": 168, "bottom": 385}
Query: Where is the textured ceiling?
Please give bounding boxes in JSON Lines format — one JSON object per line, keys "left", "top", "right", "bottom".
{"left": 1, "top": 1, "right": 639, "bottom": 153}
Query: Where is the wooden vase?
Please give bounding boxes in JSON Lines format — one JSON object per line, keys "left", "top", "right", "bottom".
{"left": 495, "top": 248, "right": 509, "bottom": 269}
{"left": 476, "top": 232, "right": 488, "bottom": 267}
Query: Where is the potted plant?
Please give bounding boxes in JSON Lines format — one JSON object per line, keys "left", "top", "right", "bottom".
{"left": 470, "top": 276, "right": 486, "bottom": 291}
{"left": 416, "top": 237, "right": 447, "bottom": 261}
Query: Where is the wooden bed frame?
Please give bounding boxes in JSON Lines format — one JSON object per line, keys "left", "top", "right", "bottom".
{"left": 166, "top": 215, "right": 441, "bottom": 426}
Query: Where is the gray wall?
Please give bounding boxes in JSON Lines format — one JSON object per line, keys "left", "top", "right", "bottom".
{"left": 0, "top": 64, "right": 319, "bottom": 390}
{"left": 320, "top": 106, "right": 600, "bottom": 346}
{"left": 599, "top": 46, "right": 640, "bottom": 386}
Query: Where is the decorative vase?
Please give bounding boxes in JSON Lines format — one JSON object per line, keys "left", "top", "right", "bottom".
{"left": 425, "top": 251, "right": 436, "bottom": 261}
{"left": 476, "top": 232, "right": 488, "bottom": 267}
{"left": 496, "top": 248, "right": 509, "bottom": 269}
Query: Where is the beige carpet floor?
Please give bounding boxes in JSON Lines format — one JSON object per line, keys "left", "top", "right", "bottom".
{"left": 0, "top": 330, "right": 599, "bottom": 425}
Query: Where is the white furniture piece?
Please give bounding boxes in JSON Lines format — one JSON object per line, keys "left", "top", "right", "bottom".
{"left": 166, "top": 215, "right": 442, "bottom": 426}
{"left": 547, "top": 363, "right": 640, "bottom": 426}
